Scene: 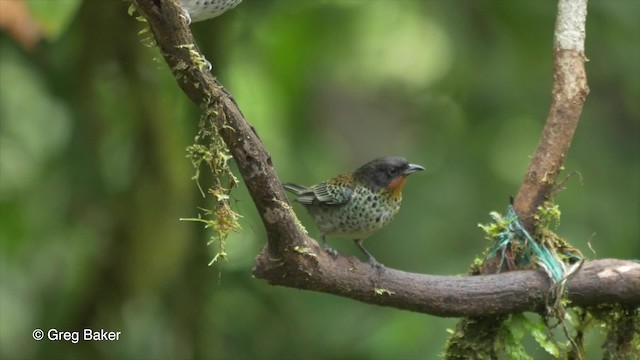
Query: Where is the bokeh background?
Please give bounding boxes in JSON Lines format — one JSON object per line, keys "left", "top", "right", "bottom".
{"left": 1, "top": 0, "right": 638, "bottom": 359}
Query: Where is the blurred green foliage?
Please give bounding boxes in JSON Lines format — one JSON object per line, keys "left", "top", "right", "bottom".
{"left": 0, "top": 0, "right": 638, "bottom": 359}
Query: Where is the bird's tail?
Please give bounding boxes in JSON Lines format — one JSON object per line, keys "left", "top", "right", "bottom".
{"left": 282, "top": 183, "right": 308, "bottom": 195}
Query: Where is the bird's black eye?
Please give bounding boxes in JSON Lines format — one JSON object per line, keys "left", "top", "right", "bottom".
{"left": 387, "top": 166, "right": 399, "bottom": 177}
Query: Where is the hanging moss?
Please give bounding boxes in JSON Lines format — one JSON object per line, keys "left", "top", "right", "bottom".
{"left": 182, "top": 104, "right": 241, "bottom": 265}
{"left": 444, "top": 315, "right": 507, "bottom": 360}
{"left": 591, "top": 304, "right": 640, "bottom": 359}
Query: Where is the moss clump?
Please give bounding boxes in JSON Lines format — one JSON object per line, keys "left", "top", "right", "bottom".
{"left": 444, "top": 315, "right": 507, "bottom": 360}
{"left": 182, "top": 104, "right": 241, "bottom": 265}
{"left": 590, "top": 304, "right": 640, "bottom": 359}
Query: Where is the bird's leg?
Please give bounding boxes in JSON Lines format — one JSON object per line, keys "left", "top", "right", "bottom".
{"left": 178, "top": 6, "right": 193, "bottom": 25}
{"left": 354, "top": 239, "right": 384, "bottom": 269}
{"left": 321, "top": 234, "right": 338, "bottom": 257}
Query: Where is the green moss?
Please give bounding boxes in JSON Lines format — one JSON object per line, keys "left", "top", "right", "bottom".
{"left": 478, "top": 211, "right": 508, "bottom": 239}
{"left": 468, "top": 256, "right": 485, "bottom": 275}
{"left": 181, "top": 108, "right": 241, "bottom": 265}
{"left": 590, "top": 304, "right": 640, "bottom": 359}
{"left": 176, "top": 44, "right": 210, "bottom": 71}
{"left": 453, "top": 200, "right": 633, "bottom": 359}
{"left": 373, "top": 288, "right": 395, "bottom": 296}
{"left": 453, "top": 202, "right": 597, "bottom": 359}
{"left": 128, "top": 3, "right": 155, "bottom": 48}
{"left": 535, "top": 201, "right": 561, "bottom": 229}
{"left": 444, "top": 316, "right": 507, "bottom": 360}
{"left": 292, "top": 246, "right": 316, "bottom": 257}
{"left": 273, "top": 198, "right": 307, "bottom": 235}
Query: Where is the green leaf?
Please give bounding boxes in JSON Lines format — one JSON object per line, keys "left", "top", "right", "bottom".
{"left": 501, "top": 314, "right": 533, "bottom": 360}
{"left": 529, "top": 321, "right": 560, "bottom": 357}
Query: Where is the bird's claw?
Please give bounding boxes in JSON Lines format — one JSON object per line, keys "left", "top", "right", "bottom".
{"left": 202, "top": 58, "right": 212, "bottom": 72}
{"left": 323, "top": 246, "right": 339, "bottom": 258}
{"left": 179, "top": 7, "right": 193, "bottom": 25}
{"left": 367, "top": 258, "right": 385, "bottom": 272}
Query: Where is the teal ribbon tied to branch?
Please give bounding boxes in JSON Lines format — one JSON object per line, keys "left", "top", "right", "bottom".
{"left": 484, "top": 205, "right": 583, "bottom": 285}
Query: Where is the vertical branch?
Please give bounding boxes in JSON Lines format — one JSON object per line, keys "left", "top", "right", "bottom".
{"left": 513, "top": 0, "right": 590, "bottom": 230}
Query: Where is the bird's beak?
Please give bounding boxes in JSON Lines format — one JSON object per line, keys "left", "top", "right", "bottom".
{"left": 403, "top": 163, "right": 425, "bottom": 175}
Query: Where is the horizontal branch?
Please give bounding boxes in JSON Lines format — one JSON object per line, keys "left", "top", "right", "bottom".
{"left": 254, "top": 249, "right": 640, "bottom": 317}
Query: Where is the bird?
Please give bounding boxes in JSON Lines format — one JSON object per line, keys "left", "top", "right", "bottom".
{"left": 178, "top": 0, "right": 242, "bottom": 24}
{"left": 173, "top": 0, "right": 242, "bottom": 70}
{"left": 283, "top": 156, "right": 424, "bottom": 267}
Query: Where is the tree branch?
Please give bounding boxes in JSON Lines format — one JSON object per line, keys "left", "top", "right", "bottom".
{"left": 255, "top": 254, "right": 639, "bottom": 317}
{"left": 135, "top": 0, "right": 307, "bottom": 255}
{"left": 447, "top": 1, "right": 622, "bottom": 357}
{"left": 134, "top": 0, "right": 639, "bottom": 318}
{"left": 513, "top": 0, "right": 590, "bottom": 230}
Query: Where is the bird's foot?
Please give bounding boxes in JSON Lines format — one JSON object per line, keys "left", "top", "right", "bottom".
{"left": 190, "top": 54, "right": 212, "bottom": 72}
{"left": 202, "top": 58, "right": 212, "bottom": 72}
{"left": 323, "top": 246, "right": 339, "bottom": 258}
{"left": 179, "top": 7, "right": 193, "bottom": 25}
{"left": 367, "top": 257, "right": 385, "bottom": 272}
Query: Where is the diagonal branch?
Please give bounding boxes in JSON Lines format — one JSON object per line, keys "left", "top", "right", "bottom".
{"left": 513, "top": 0, "right": 590, "bottom": 230}
{"left": 134, "top": 0, "right": 639, "bottom": 318}
{"left": 135, "top": 0, "right": 306, "bottom": 255}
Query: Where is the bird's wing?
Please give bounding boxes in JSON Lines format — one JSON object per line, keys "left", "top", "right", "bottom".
{"left": 297, "top": 183, "right": 353, "bottom": 206}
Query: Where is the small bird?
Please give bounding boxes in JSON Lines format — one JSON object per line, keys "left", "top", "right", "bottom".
{"left": 179, "top": 0, "right": 242, "bottom": 23}
{"left": 283, "top": 156, "right": 424, "bottom": 266}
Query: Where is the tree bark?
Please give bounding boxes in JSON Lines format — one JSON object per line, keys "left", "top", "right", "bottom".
{"left": 513, "top": 0, "right": 589, "bottom": 231}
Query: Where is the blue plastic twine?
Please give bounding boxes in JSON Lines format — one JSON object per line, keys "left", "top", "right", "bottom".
{"left": 488, "top": 205, "right": 569, "bottom": 283}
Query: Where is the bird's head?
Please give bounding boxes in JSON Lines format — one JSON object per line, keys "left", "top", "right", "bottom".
{"left": 353, "top": 156, "right": 424, "bottom": 196}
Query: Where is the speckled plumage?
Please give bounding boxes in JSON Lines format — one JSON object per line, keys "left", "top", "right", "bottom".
{"left": 283, "top": 156, "right": 424, "bottom": 265}
{"left": 179, "top": 0, "right": 242, "bottom": 23}
{"left": 295, "top": 176, "right": 402, "bottom": 240}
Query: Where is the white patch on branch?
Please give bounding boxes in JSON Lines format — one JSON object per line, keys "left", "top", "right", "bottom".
{"left": 597, "top": 264, "right": 639, "bottom": 279}
{"left": 554, "top": 0, "right": 588, "bottom": 52}
{"left": 614, "top": 265, "right": 636, "bottom": 274}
